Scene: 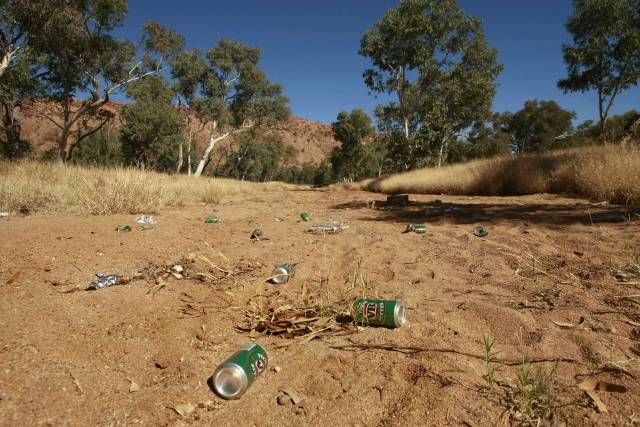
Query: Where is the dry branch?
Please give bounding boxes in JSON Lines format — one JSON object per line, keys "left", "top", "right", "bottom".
{"left": 329, "top": 342, "right": 578, "bottom": 366}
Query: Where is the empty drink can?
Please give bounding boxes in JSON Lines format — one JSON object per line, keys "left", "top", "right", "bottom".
{"left": 271, "top": 263, "right": 294, "bottom": 284}
{"left": 300, "top": 212, "right": 311, "bottom": 222}
{"left": 212, "top": 343, "right": 268, "bottom": 400}
{"left": 405, "top": 224, "right": 428, "bottom": 234}
{"left": 353, "top": 299, "right": 407, "bottom": 328}
{"left": 205, "top": 216, "right": 220, "bottom": 223}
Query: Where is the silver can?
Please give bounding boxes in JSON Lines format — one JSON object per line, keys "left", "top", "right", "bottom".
{"left": 212, "top": 343, "right": 268, "bottom": 400}
{"left": 270, "top": 263, "right": 294, "bottom": 284}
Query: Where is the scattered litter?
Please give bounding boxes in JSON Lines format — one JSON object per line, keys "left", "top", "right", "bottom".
{"left": 212, "top": 343, "right": 268, "bottom": 400}
{"left": 136, "top": 225, "right": 155, "bottom": 231}
{"left": 300, "top": 212, "right": 311, "bottom": 222}
{"left": 0, "top": 211, "right": 9, "bottom": 219}
{"left": 353, "top": 299, "right": 406, "bottom": 328}
{"left": 128, "top": 380, "right": 140, "bottom": 393}
{"left": 269, "top": 263, "right": 294, "bottom": 284}
{"left": 307, "top": 223, "right": 348, "bottom": 234}
{"left": 205, "top": 216, "right": 220, "bottom": 224}
{"left": 404, "top": 224, "right": 428, "bottom": 234}
{"left": 171, "top": 265, "right": 184, "bottom": 280}
{"left": 250, "top": 228, "right": 263, "bottom": 241}
{"left": 87, "top": 273, "right": 130, "bottom": 290}
{"left": 173, "top": 403, "right": 196, "bottom": 416}
{"left": 473, "top": 225, "right": 488, "bottom": 237}
{"left": 275, "top": 217, "right": 284, "bottom": 223}
{"left": 135, "top": 215, "right": 156, "bottom": 225}
{"left": 115, "top": 225, "right": 132, "bottom": 232}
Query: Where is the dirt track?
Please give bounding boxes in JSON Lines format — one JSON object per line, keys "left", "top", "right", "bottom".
{"left": 0, "top": 189, "right": 639, "bottom": 426}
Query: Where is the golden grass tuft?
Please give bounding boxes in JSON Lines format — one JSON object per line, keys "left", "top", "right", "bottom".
{"left": 361, "top": 144, "right": 640, "bottom": 204}
{"left": 0, "top": 161, "right": 300, "bottom": 215}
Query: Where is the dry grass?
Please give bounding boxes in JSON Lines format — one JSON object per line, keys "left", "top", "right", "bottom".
{"left": 360, "top": 145, "right": 640, "bottom": 205}
{"left": 0, "top": 161, "right": 299, "bottom": 215}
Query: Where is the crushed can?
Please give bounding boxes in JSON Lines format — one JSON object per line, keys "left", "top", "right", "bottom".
{"left": 473, "top": 225, "right": 488, "bottom": 237}
{"left": 250, "top": 228, "right": 263, "bottom": 240}
{"left": 270, "top": 263, "right": 294, "bottom": 284}
{"left": 212, "top": 343, "right": 268, "bottom": 400}
{"left": 405, "top": 224, "right": 428, "bottom": 234}
{"left": 205, "top": 216, "right": 221, "bottom": 224}
{"left": 87, "top": 273, "right": 123, "bottom": 290}
{"left": 135, "top": 215, "right": 156, "bottom": 225}
{"left": 300, "top": 212, "right": 311, "bottom": 222}
{"left": 353, "top": 298, "right": 406, "bottom": 328}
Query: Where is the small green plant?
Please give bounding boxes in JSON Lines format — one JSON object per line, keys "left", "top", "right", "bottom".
{"left": 483, "top": 333, "right": 500, "bottom": 388}
{"left": 624, "top": 242, "right": 640, "bottom": 273}
{"left": 511, "top": 361, "right": 558, "bottom": 424}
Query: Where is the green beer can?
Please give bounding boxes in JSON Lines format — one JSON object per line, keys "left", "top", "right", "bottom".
{"left": 353, "top": 299, "right": 407, "bottom": 328}
{"left": 205, "top": 216, "right": 220, "bottom": 224}
{"left": 212, "top": 343, "right": 268, "bottom": 399}
{"left": 405, "top": 224, "right": 428, "bottom": 234}
{"left": 300, "top": 211, "right": 311, "bottom": 222}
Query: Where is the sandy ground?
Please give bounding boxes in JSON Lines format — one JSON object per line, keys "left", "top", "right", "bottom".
{"left": 0, "top": 189, "right": 639, "bottom": 426}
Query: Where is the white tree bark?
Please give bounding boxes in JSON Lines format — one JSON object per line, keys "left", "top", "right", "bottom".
{"left": 0, "top": 47, "right": 18, "bottom": 80}
{"left": 193, "top": 131, "right": 231, "bottom": 177}
{"left": 176, "top": 139, "right": 183, "bottom": 173}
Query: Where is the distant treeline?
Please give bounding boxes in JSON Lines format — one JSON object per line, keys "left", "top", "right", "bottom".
{"left": 1, "top": 0, "right": 638, "bottom": 186}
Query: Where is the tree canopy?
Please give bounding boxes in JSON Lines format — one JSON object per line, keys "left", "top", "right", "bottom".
{"left": 360, "top": 0, "right": 502, "bottom": 169}
{"left": 558, "top": 0, "right": 640, "bottom": 143}
{"left": 170, "top": 39, "right": 290, "bottom": 176}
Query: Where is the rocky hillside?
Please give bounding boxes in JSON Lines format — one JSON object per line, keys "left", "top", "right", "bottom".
{"left": 19, "top": 101, "right": 340, "bottom": 167}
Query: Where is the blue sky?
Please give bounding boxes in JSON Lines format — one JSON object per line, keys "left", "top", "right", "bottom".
{"left": 114, "top": 0, "right": 637, "bottom": 125}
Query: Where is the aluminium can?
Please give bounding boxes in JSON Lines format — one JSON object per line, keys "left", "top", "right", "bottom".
{"left": 405, "top": 224, "right": 428, "bottom": 234}
{"left": 271, "top": 263, "right": 294, "bottom": 284}
{"left": 212, "top": 343, "right": 268, "bottom": 400}
{"left": 353, "top": 298, "right": 407, "bottom": 328}
{"left": 300, "top": 212, "right": 311, "bottom": 222}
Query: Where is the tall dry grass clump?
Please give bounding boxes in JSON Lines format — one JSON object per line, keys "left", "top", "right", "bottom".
{"left": 0, "top": 161, "right": 298, "bottom": 215}
{"left": 363, "top": 144, "right": 640, "bottom": 204}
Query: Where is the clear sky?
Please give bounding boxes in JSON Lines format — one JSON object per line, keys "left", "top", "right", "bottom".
{"left": 113, "top": 0, "right": 637, "bottom": 125}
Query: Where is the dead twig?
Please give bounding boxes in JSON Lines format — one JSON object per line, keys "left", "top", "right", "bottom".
{"left": 69, "top": 371, "right": 83, "bottom": 394}
{"left": 329, "top": 342, "right": 578, "bottom": 366}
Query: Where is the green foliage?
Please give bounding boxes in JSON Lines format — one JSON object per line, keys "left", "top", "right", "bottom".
{"left": 279, "top": 162, "right": 333, "bottom": 186}
{"left": 330, "top": 109, "right": 374, "bottom": 181}
{"left": 466, "top": 112, "right": 513, "bottom": 160}
{"left": 558, "top": 0, "right": 640, "bottom": 143}
{"left": 70, "top": 127, "right": 122, "bottom": 167}
{"left": 360, "top": 0, "right": 503, "bottom": 169}
{"left": 120, "top": 76, "right": 184, "bottom": 172}
{"left": 0, "top": 52, "right": 42, "bottom": 159}
{"left": 509, "top": 100, "right": 576, "bottom": 153}
{"left": 482, "top": 334, "right": 500, "bottom": 388}
{"left": 217, "top": 132, "right": 295, "bottom": 182}
{"left": 511, "top": 361, "right": 557, "bottom": 424}
{"left": 170, "top": 40, "right": 290, "bottom": 130}
{"left": 170, "top": 38, "right": 290, "bottom": 176}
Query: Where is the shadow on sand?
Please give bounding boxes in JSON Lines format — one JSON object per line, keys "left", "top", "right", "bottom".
{"left": 331, "top": 198, "right": 636, "bottom": 226}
